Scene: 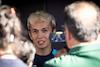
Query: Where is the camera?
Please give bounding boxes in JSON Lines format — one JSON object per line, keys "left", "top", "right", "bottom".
{"left": 49, "top": 31, "right": 66, "bottom": 43}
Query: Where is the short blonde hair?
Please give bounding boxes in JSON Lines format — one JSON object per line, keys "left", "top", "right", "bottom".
{"left": 27, "top": 11, "right": 56, "bottom": 31}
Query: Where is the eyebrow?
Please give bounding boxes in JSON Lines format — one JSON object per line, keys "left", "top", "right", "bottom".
{"left": 42, "top": 27, "right": 49, "bottom": 29}
{"left": 32, "top": 29, "right": 37, "bottom": 31}
{"left": 32, "top": 27, "right": 49, "bottom": 30}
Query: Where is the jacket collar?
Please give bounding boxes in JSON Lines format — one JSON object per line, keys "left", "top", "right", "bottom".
{"left": 68, "top": 44, "right": 100, "bottom": 54}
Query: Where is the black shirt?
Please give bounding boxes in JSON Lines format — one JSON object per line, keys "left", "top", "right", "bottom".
{"left": 33, "top": 48, "right": 57, "bottom": 67}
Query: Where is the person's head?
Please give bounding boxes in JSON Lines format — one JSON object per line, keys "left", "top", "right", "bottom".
{"left": 0, "top": 5, "right": 22, "bottom": 51}
{"left": 57, "top": 34, "right": 61, "bottom": 38}
{"left": 0, "top": 5, "right": 36, "bottom": 67}
{"left": 27, "top": 11, "right": 56, "bottom": 49}
{"left": 13, "top": 37, "right": 36, "bottom": 67}
{"left": 64, "top": 1, "right": 100, "bottom": 48}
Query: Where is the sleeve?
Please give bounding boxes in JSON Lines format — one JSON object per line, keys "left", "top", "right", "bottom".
{"left": 44, "top": 55, "right": 70, "bottom": 67}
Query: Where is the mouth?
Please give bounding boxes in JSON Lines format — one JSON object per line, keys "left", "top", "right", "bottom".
{"left": 38, "top": 40, "right": 45, "bottom": 45}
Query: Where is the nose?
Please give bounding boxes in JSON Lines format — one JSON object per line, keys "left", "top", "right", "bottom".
{"left": 37, "top": 31, "right": 43, "bottom": 39}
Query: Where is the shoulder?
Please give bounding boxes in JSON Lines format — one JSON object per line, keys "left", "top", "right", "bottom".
{"left": 0, "top": 59, "right": 28, "bottom": 67}
{"left": 44, "top": 55, "right": 73, "bottom": 67}
{"left": 13, "top": 58, "right": 28, "bottom": 67}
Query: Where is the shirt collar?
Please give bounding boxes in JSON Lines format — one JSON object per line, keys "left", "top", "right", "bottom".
{"left": 68, "top": 44, "right": 100, "bottom": 54}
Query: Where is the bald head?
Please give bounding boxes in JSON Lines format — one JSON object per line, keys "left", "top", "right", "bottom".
{"left": 76, "top": 2, "right": 98, "bottom": 26}
{"left": 64, "top": 1, "right": 100, "bottom": 42}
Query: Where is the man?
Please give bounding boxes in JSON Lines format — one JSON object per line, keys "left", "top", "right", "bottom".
{"left": 44, "top": 1, "right": 100, "bottom": 67}
{"left": 27, "top": 11, "right": 57, "bottom": 67}
{"left": 55, "top": 34, "right": 62, "bottom": 42}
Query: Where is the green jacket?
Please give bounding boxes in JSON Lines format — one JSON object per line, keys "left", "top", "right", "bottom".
{"left": 44, "top": 44, "right": 100, "bottom": 67}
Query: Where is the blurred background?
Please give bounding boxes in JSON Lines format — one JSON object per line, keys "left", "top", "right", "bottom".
{"left": 1, "top": 0, "right": 99, "bottom": 50}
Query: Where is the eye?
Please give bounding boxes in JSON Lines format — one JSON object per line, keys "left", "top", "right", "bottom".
{"left": 43, "top": 29, "right": 48, "bottom": 32}
{"left": 32, "top": 30, "right": 38, "bottom": 33}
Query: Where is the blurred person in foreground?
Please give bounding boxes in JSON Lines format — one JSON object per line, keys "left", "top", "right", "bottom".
{"left": 44, "top": 1, "right": 100, "bottom": 67}
{"left": 14, "top": 37, "right": 36, "bottom": 67}
{"left": 27, "top": 11, "right": 57, "bottom": 67}
{"left": 0, "top": 5, "right": 27, "bottom": 67}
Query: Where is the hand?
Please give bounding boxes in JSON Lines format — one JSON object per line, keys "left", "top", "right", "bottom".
{"left": 54, "top": 48, "right": 67, "bottom": 58}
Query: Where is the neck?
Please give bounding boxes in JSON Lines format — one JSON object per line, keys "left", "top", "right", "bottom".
{"left": 36, "top": 45, "right": 52, "bottom": 56}
{"left": 71, "top": 39, "right": 99, "bottom": 48}
{"left": 0, "top": 53, "right": 17, "bottom": 59}
{"left": 0, "top": 48, "right": 17, "bottom": 59}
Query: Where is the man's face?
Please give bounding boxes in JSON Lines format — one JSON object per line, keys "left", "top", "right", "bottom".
{"left": 29, "top": 21, "right": 52, "bottom": 49}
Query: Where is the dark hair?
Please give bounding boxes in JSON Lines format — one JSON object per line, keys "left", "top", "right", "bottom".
{"left": 64, "top": 1, "right": 100, "bottom": 42}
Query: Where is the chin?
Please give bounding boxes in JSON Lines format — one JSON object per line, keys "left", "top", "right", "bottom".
{"left": 37, "top": 46, "right": 46, "bottom": 49}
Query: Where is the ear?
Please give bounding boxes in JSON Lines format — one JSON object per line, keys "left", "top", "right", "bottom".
{"left": 65, "top": 27, "right": 73, "bottom": 49}
{"left": 28, "top": 62, "right": 33, "bottom": 67}
{"left": 52, "top": 29, "right": 56, "bottom": 33}
{"left": 28, "top": 31, "right": 33, "bottom": 40}
{"left": 65, "top": 27, "right": 71, "bottom": 41}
